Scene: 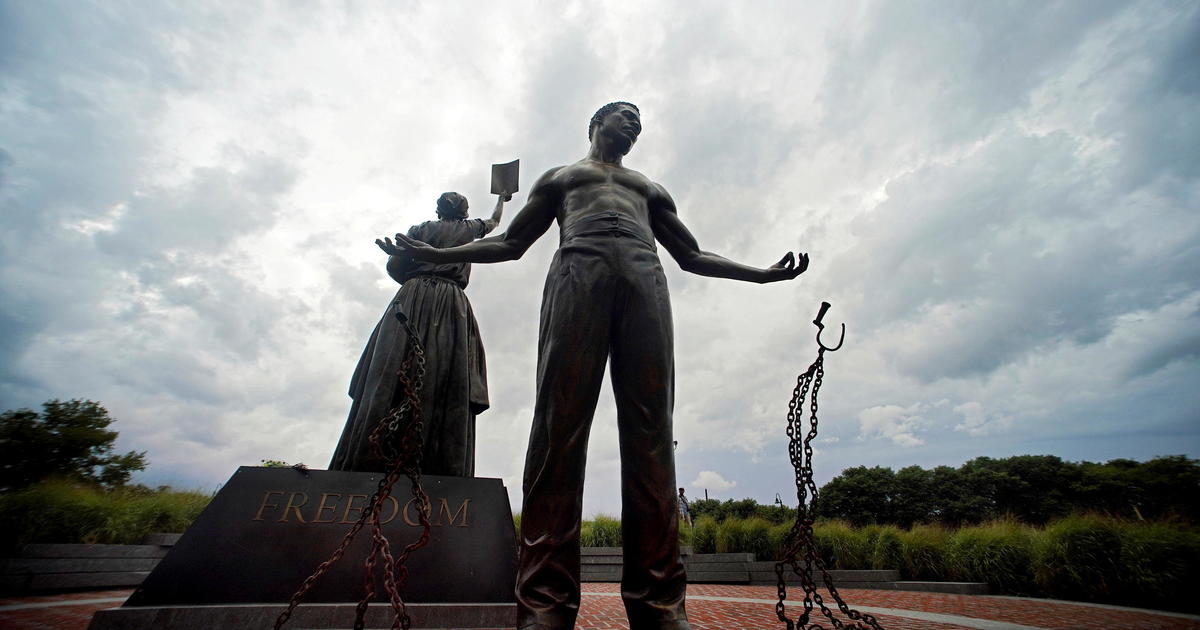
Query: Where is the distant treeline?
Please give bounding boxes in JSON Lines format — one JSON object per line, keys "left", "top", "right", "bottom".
{"left": 689, "top": 455, "right": 1199, "bottom": 527}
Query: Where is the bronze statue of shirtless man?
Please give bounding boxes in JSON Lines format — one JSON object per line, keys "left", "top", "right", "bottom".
{"left": 381, "top": 102, "right": 807, "bottom": 630}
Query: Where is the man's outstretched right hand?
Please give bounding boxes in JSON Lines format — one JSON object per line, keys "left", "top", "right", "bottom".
{"left": 377, "top": 233, "right": 439, "bottom": 261}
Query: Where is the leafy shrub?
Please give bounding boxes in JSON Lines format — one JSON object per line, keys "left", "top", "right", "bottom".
{"left": 526, "top": 511, "right": 1200, "bottom": 612}
{"left": 0, "top": 478, "right": 211, "bottom": 549}
{"left": 1032, "top": 514, "right": 1122, "bottom": 601}
{"left": 900, "top": 524, "right": 950, "bottom": 580}
{"left": 93, "top": 488, "right": 209, "bottom": 544}
{"left": 741, "top": 518, "right": 775, "bottom": 560}
{"left": 692, "top": 516, "right": 718, "bottom": 554}
{"left": 579, "top": 519, "right": 595, "bottom": 547}
{"left": 589, "top": 514, "right": 622, "bottom": 548}
{"left": 677, "top": 520, "right": 694, "bottom": 547}
{"left": 814, "top": 519, "right": 870, "bottom": 569}
{"left": 860, "top": 524, "right": 884, "bottom": 551}
{"left": 768, "top": 522, "right": 794, "bottom": 561}
{"left": 716, "top": 517, "right": 748, "bottom": 553}
{"left": 1116, "top": 519, "right": 1200, "bottom": 611}
{"left": 0, "top": 479, "right": 112, "bottom": 549}
{"left": 871, "top": 524, "right": 903, "bottom": 570}
{"left": 945, "top": 518, "right": 1037, "bottom": 594}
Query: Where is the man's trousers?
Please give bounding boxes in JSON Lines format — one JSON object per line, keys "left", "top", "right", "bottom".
{"left": 515, "top": 224, "right": 688, "bottom": 630}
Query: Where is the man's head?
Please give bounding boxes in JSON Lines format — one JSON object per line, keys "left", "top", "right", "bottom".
{"left": 436, "top": 192, "right": 469, "bottom": 220}
{"left": 588, "top": 101, "right": 641, "bottom": 150}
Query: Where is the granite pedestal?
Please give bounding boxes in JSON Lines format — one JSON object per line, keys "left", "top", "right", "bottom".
{"left": 87, "top": 467, "right": 517, "bottom": 629}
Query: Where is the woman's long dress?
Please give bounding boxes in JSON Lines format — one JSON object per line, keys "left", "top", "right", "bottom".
{"left": 329, "top": 218, "right": 491, "bottom": 476}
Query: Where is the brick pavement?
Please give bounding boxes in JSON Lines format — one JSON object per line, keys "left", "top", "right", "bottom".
{"left": 1, "top": 586, "right": 1197, "bottom": 630}
{"left": 678, "top": 585, "right": 1200, "bottom": 630}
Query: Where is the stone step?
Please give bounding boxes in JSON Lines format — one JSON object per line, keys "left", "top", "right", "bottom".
{"left": 686, "top": 571, "right": 749, "bottom": 583}
{"left": 87, "top": 601, "right": 516, "bottom": 629}
{"left": 17, "top": 544, "right": 170, "bottom": 559}
{"left": 895, "top": 581, "right": 990, "bottom": 595}
{"left": 581, "top": 556, "right": 623, "bottom": 565}
{"left": 759, "top": 579, "right": 901, "bottom": 589}
{"left": 686, "top": 561, "right": 750, "bottom": 572}
{"left": 581, "top": 571, "right": 622, "bottom": 582}
{"left": 584, "top": 570, "right": 755, "bottom": 584}
{"left": 3, "top": 558, "right": 161, "bottom": 574}
{"left": 139, "top": 533, "right": 182, "bottom": 546}
{"left": 689, "top": 552, "right": 755, "bottom": 563}
{"left": 580, "top": 547, "right": 624, "bottom": 555}
{"left": 579, "top": 546, "right": 692, "bottom": 556}
{"left": 580, "top": 567, "right": 621, "bottom": 574}
{"left": 2, "top": 538, "right": 177, "bottom": 595}
{"left": 30, "top": 570, "right": 151, "bottom": 590}
{"left": 748, "top": 565, "right": 900, "bottom": 582}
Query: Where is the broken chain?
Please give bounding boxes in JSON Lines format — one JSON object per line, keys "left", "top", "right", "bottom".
{"left": 274, "top": 308, "right": 432, "bottom": 630}
{"left": 775, "top": 302, "right": 884, "bottom": 630}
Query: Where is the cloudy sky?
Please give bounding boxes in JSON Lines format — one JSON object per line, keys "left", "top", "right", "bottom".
{"left": 2, "top": 1, "right": 1197, "bottom": 516}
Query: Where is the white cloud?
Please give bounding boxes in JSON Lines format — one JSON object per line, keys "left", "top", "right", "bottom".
{"left": 857, "top": 404, "right": 928, "bottom": 448}
{"left": 953, "top": 401, "right": 1013, "bottom": 437}
{"left": 691, "top": 470, "right": 737, "bottom": 494}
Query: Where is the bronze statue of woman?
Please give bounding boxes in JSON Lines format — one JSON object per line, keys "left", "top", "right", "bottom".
{"left": 329, "top": 191, "right": 508, "bottom": 476}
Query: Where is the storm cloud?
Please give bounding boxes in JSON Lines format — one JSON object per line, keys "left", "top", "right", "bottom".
{"left": 2, "top": 1, "right": 1197, "bottom": 514}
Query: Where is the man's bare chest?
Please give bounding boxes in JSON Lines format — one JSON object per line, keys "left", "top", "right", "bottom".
{"left": 560, "top": 163, "right": 652, "bottom": 198}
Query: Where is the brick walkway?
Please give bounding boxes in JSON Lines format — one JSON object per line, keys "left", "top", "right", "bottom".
{"left": 1, "top": 586, "right": 1197, "bottom": 629}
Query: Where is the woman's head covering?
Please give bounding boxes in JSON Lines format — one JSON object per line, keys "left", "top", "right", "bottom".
{"left": 436, "top": 192, "right": 469, "bottom": 220}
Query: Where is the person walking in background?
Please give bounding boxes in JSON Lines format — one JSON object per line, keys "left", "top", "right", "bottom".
{"left": 677, "top": 488, "right": 692, "bottom": 528}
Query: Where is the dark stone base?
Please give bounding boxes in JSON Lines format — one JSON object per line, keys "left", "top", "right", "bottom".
{"left": 128, "top": 468, "right": 517, "bottom": 606}
{"left": 87, "top": 601, "right": 516, "bottom": 629}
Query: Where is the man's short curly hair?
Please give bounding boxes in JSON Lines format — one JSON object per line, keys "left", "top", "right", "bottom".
{"left": 588, "top": 101, "right": 639, "bottom": 141}
{"left": 436, "top": 192, "right": 469, "bottom": 220}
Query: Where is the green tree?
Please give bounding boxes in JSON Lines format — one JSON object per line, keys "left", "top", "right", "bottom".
{"left": 1074, "top": 458, "right": 1141, "bottom": 518}
{"left": 1072, "top": 456, "right": 1200, "bottom": 520}
{"left": 891, "top": 465, "right": 933, "bottom": 527}
{"left": 814, "top": 466, "right": 896, "bottom": 526}
{"left": 0, "top": 399, "right": 146, "bottom": 491}
{"left": 962, "top": 455, "right": 1080, "bottom": 525}
{"left": 722, "top": 498, "right": 761, "bottom": 521}
{"left": 754, "top": 502, "right": 796, "bottom": 524}
{"left": 685, "top": 498, "right": 763, "bottom": 522}
{"left": 1005, "top": 455, "right": 1080, "bottom": 524}
{"left": 944, "top": 458, "right": 1014, "bottom": 524}
{"left": 688, "top": 498, "right": 721, "bottom": 521}
{"left": 1130, "top": 455, "right": 1200, "bottom": 520}
{"left": 815, "top": 455, "right": 1200, "bottom": 527}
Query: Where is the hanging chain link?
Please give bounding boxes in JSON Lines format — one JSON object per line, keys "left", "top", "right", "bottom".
{"left": 274, "top": 310, "right": 431, "bottom": 630}
{"left": 775, "top": 304, "right": 884, "bottom": 630}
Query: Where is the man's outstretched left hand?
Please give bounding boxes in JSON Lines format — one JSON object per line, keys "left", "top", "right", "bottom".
{"left": 764, "top": 251, "right": 809, "bottom": 282}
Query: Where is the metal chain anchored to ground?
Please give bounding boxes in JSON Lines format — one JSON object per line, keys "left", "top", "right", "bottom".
{"left": 775, "top": 302, "right": 886, "bottom": 630}
{"left": 274, "top": 308, "right": 433, "bottom": 630}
